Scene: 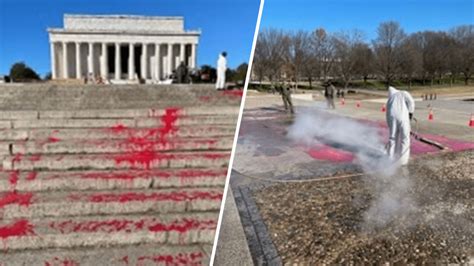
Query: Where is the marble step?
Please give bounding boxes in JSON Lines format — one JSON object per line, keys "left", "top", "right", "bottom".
{"left": 2, "top": 151, "right": 231, "bottom": 171}
{"left": 0, "top": 212, "right": 217, "bottom": 250}
{"left": 0, "top": 244, "right": 211, "bottom": 266}
{"left": 0, "top": 188, "right": 222, "bottom": 219}
{"left": 11, "top": 115, "right": 237, "bottom": 129}
{"left": 0, "top": 168, "right": 227, "bottom": 192}
{"left": 12, "top": 137, "right": 234, "bottom": 155}
{"left": 0, "top": 125, "right": 236, "bottom": 141}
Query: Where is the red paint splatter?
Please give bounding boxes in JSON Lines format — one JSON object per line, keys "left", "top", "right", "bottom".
{"left": 221, "top": 89, "right": 244, "bottom": 98}
{"left": 69, "top": 191, "right": 222, "bottom": 203}
{"left": 47, "top": 137, "right": 61, "bottom": 143}
{"left": 44, "top": 257, "right": 79, "bottom": 266}
{"left": 113, "top": 151, "right": 174, "bottom": 169}
{"left": 109, "top": 124, "right": 128, "bottom": 133}
{"left": 0, "top": 219, "right": 35, "bottom": 240}
{"left": 26, "top": 172, "right": 38, "bottom": 181}
{"left": 137, "top": 252, "right": 204, "bottom": 265}
{"left": 0, "top": 191, "right": 33, "bottom": 208}
{"left": 120, "top": 256, "right": 129, "bottom": 265}
{"left": 109, "top": 107, "right": 182, "bottom": 169}
{"left": 307, "top": 146, "right": 354, "bottom": 162}
{"left": 49, "top": 218, "right": 216, "bottom": 234}
{"left": 8, "top": 170, "right": 19, "bottom": 186}
{"left": 29, "top": 154, "right": 42, "bottom": 162}
{"left": 12, "top": 153, "right": 23, "bottom": 164}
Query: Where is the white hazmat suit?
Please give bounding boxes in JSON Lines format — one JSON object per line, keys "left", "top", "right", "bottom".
{"left": 386, "top": 86, "right": 415, "bottom": 165}
{"left": 216, "top": 53, "right": 227, "bottom": 90}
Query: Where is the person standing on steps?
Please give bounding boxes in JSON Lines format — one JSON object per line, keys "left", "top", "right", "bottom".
{"left": 216, "top": 52, "right": 227, "bottom": 90}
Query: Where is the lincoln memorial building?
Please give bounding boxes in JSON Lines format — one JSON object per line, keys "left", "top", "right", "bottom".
{"left": 48, "top": 14, "right": 200, "bottom": 82}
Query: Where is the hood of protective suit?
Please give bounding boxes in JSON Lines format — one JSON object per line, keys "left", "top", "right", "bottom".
{"left": 388, "top": 86, "right": 398, "bottom": 97}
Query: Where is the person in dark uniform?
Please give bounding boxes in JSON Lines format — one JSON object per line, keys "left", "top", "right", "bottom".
{"left": 277, "top": 80, "right": 294, "bottom": 114}
{"left": 324, "top": 81, "right": 336, "bottom": 109}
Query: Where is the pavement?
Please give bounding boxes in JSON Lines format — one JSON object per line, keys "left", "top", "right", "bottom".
{"left": 0, "top": 83, "right": 242, "bottom": 265}
{"left": 214, "top": 87, "right": 474, "bottom": 265}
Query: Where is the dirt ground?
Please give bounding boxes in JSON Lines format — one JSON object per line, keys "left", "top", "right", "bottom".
{"left": 253, "top": 150, "right": 473, "bottom": 264}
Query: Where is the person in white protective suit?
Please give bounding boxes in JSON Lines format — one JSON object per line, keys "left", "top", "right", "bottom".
{"left": 216, "top": 52, "right": 227, "bottom": 90}
{"left": 386, "top": 86, "right": 415, "bottom": 165}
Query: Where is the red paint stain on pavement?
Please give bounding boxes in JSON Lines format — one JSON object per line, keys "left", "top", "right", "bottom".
{"left": 0, "top": 191, "right": 33, "bottom": 208}
{"left": 136, "top": 252, "right": 204, "bottom": 265}
{"left": 307, "top": 146, "right": 354, "bottom": 162}
{"left": 0, "top": 219, "right": 35, "bottom": 240}
{"left": 69, "top": 191, "right": 222, "bottom": 203}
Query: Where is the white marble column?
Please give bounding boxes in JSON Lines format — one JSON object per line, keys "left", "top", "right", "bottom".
{"left": 179, "top": 43, "right": 185, "bottom": 65}
{"left": 62, "top": 42, "right": 69, "bottom": 79}
{"left": 115, "top": 43, "right": 121, "bottom": 80}
{"left": 50, "top": 42, "right": 57, "bottom": 79}
{"left": 142, "top": 43, "right": 148, "bottom": 79}
{"left": 191, "top": 44, "right": 197, "bottom": 68}
{"left": 75, "top": 42, "right": 81, "bottom": 79}
{"left": 88, "top": 42, "right": 94, "bottom": 76}
{"left": 101, "top": 43, "right": 108, "bottom": 79}
{"left": 168, "top": 43, "right": 173, "bottom": 77}
{"left": 129, "top": 43, "right": 135, "bottom": 80}
{"left": 155, "top": 43, "right": 161, "bottom": 80}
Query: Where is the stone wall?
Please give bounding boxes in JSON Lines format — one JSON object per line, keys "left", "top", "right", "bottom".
{"left": 64, "top": 15, "right": 184, "bottom": 32}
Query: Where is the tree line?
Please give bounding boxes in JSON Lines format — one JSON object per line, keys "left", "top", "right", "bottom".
{"left": 252, "top": 21, "right": 474, "bottom": 89}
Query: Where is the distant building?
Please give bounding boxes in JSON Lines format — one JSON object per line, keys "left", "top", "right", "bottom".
{"left": 48, "top": 14, "right": 200, "bottom": 82}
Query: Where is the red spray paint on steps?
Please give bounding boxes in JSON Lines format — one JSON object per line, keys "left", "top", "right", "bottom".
{"left": 135, "top": 252, "right": 204, "bottom": 266}
{"left": 26, "top": 171, "right": 38, "bottom": 181}
{"left": 0, "top": 191, "right": 33, "bottom": 208}
{"left": 109, "top": 107, "right": 182, "bottom": 169}
{"left": 77, "top": 169, "right": 225, "bottom": 182}
{"left": 44, "top": 257, "right": 79, "bottom": 266}
{"left": 8, "top": 170, "right": 20, "bottom": 187}
{"left": 220, "top": 89, "right": 244, "bottom": 99}
{"left": 49, "top": 218, "right": 216, "bottom": 234}
{"left": 68, "top": 191, "right": 223, "bottom": 204}
{"left": 0, "top": 219, "right": 35, "bottom": 240}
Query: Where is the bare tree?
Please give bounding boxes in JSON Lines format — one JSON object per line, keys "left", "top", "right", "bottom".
{"left": 252, "top": 28, "right": 289, "bottom": 85}
{"left": 399, "top": 35, "right": 423, "bottom": 88}
{"left": 284, "top": 30, "right": 311, "bottom": 89}
{"left": 353, "top": 42, "right": 374, "bottom": 88}
{"left": 333, "top": 30, "right": 364, "bottom": 89}
{"left": 373, "top": 21, "right": 406, "bottom": 87}
{"left": 450, "top": 25, "right": 474, "bottom": 85}
{"left": 312, "top": 28, "right": 336, "bottom": 82}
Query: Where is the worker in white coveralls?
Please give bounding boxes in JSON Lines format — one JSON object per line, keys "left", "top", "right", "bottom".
{"left": 386, "top": 86, "right": 415, "bottom": 165}
{"left": 216, "top": 52, "right": 227, "bottom": 90}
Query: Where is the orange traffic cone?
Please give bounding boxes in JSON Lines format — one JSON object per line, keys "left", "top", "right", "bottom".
{"left": 469, "top": 114, "right": 474, "bottom": 127}
{"left": 381, "top": 104, "right": 386, "bottom": 112}
{"left": 428, "top": 109, "right": 434, "bottom": 121}
{"left": 340, "top": 98, "right": 345, "bottom": 105}
{"left": 356, "top": 101, "right": 361, "bottom": 108}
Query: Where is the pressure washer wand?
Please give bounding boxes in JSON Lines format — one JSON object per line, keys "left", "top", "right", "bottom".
{"left": 410, "top": 116, "right": 447, "bottom": 150}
